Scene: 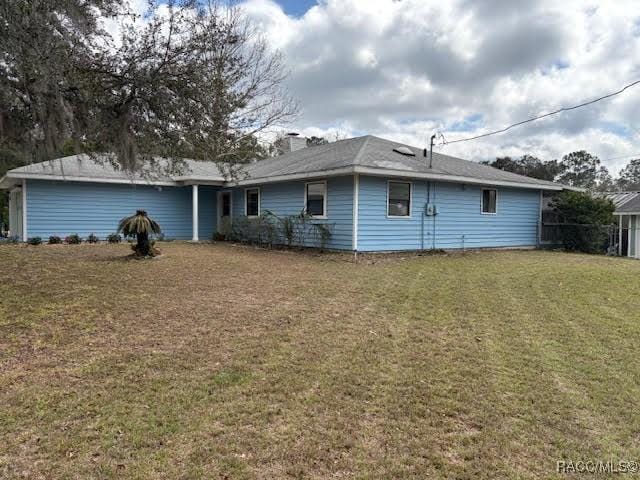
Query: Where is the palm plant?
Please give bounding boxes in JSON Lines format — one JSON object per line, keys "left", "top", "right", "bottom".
{"left": 118, "top": 210, "right": 162, "bottom": 257}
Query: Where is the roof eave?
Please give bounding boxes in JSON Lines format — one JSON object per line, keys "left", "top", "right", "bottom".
{"left": 353, "top": 166, "right": 565, "bottom": 190}
{"left": 0, "top": 175, "right": 18, "bottom": 189}
{"left": 174, "top": 175, "right": 225, "bottom": 186}
{"left": 3, "top": 172, "right": 179, "bottom": 187}
{"left": 235, "top": 166, "right": 565, "bottom": 191}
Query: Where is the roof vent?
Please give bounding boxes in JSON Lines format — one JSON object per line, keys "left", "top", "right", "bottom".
{"left": 393, "top": 146, "right": 415, "bottom": 156}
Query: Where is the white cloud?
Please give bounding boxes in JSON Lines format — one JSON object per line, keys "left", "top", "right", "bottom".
{"left": 240, "top": 0, "right": 640, "bottom": 174}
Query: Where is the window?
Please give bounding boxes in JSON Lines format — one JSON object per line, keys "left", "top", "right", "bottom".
{"left": 305, "top": 181, "right": 327, "bottom": 217}
{"left": 245, "top": 188, "right": 260, "bottom": 217}
{"left": 482, "top": 189, "right": 497, "bottom": 214}
{"left": 387, "top": 181, "right": 411, "bottom": 217}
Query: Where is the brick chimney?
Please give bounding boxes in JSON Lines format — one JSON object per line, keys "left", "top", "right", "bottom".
{"left": 275, "top": 132, "right": 307, "bottom": 155}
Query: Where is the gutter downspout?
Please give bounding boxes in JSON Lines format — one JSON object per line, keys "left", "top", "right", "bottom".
{"left": 537, "top": 190, "right": 543, "bottom": 248}
{"left": 352, "top": 173, "right": 359, "bottom": 254}
{"left": 22, "top": 179, "right": 27, "bottom": 242}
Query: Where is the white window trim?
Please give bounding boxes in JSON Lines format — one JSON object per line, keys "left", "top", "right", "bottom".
{"left": 244, "top": 187, "right": 261, "bottom": 217}
{"left": 481, "top": 188, "right": 498, "bottom": 215}
{"left": 386, "top": 180, "right": 412, "bottom": 219}
{"left": 304, "top": 180, "right": 327, "bottom": 219}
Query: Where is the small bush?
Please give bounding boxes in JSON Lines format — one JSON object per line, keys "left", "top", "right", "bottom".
{"left": 551, "top": 191, "right": 615, "bottom": 254}
{"left": 156, "top": 233, "right": 173, "bottom": 242}
{"left": 48, "top": 235, "right": 62, "bottom": 244}
{"left": 65, "top": 234, "right": 82, "bottom": 244}
{"left": 27, "top": 237, "right": 42, "bottom": 245}
{"left": 87, "top": 233, "right": 99, "bottom": 244}
{"left": 0, "top": 235, "right": 20, "bottom": 244}
{"left": 107, "top": 233, "right": 122, "bottom": 244}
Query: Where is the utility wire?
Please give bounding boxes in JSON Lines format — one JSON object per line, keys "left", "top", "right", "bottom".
{"left": 601, "top": 152, "right": 640, "bottom": 162}
{"left": 443, "top": 79, "right": 640, "bottom": 145}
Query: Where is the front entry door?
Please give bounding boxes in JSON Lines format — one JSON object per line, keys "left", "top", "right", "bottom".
{"left": 217, "top": 191, "right": 232, "bottom": 237}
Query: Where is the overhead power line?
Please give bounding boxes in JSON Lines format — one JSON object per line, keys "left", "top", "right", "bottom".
{"left": 601, "top": 152, "right": 640, "bottom": 162}
{"left": 443, "top": 79, "right": 640, "bottom": 145}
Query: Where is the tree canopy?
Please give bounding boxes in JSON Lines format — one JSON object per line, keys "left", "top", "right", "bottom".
{"left": 481, "top": 155, "right": 563, "bottom": 181}
{"left": 617, "top": 158, "right": 640, "bottom": 191}
{"left": 0, "top": 0, "right": 297, "bottom": 173}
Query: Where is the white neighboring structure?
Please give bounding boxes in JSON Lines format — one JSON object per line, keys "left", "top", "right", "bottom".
{"left": 8, "top": 186, "right": 23, "bottom": 240}
{"left": 609, "top": 192, "right": 640, "bottom": 259}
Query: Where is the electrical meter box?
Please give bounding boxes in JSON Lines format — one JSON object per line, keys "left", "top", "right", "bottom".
{"left": 425, "top": 204, "right": 438, "bottom": 216}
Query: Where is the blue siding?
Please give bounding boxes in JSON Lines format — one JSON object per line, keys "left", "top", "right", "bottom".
{"left": 227, "top": 176, "right": 354, "bottom": 250}
{"left": 26, "top": 180, "right": 217, "bottom": 240}
{"left": 24, "top": 175, "right": 542, "bottom": 251}
{"left": 357, "top": 176, "right": 541, "bottom": 252}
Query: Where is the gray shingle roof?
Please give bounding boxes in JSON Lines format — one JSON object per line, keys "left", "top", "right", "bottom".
{"left": 4, "top": 154, "right": 224, "bottom": 184}
{"left": 2, "top": 135, "right": 569, "bottom": 190}
{"left": 243, "top": 135, "right": 564, "bottom": 189}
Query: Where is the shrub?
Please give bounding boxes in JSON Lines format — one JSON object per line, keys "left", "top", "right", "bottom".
{"left": 263, "top": 209, "right": 311, "bottom": 247}
{"left": 117, "top": 210, "right": 162, "bottom": 257}
{"left": 551, "top": 191, "right": 615, "bottom": 253}
{"left": 0, "top": 235, "right": 20, "bottom": 244}
{"left": 232, "top": 210, "right": 333, "bottom": 250}
{"left": 87, "top": 233, "right": 99, "bottom": 244}
{"left": 230, "top": 214, "right": 279, "bottom": 246}
{"left": 48, "top": 235, "right": 62, "bottom": 244}
{"left": 65, "top": 234, "right": 82, "bottom": 244}
{"left": 311, "top": 223, "right": 333, "bottom": 251}
{"left": 107, "top": 233, "right": 122, "bottom": 243}
{"left": 27, "top": 237, "right": 42, "bottom": 245}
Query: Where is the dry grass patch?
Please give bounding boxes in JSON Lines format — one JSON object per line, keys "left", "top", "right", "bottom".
{"left": 1, "top": 243, "right": 640, "bottom": 479}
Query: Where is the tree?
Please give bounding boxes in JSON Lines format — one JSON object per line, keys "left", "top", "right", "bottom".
{"left": 0, "top": 0, "right": 121, "bottom": 162}
{"left": 594, "top": 166, "right": 615, "bottom": 192}
{"left": 0, "top": 149, "right": 28, "bottom": 234}
{"left": 617, "top": 158, "right": 640, "bottom": 191}
{"left": 551, "top": 191, "right": 615, "bottom": 253}
{"left": 556, "top": 151, "right": 612, "bottom": 191}
{"left": 481, "top": 155, "right": 563, "bottom": 181}
{"left": 1, "top": 1, "right": 297, "bottom": 175}
{"left": 306, "top": 136, "right": 328, "bottom": 147}
{"left": 118, "top": 210, "right": 162, "bottom": 257}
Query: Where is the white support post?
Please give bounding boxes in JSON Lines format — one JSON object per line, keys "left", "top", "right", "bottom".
{"left": 192, "top": 184, "right": 199, "bottom": 242}
{"left": 352, "top": 173, "right": 359, "bottom": 252}
{"left": 22, "top": 179, "right": 27, "bottom": 242}
{"left": 619, "top": 215, "right": 623, "bottom": 256}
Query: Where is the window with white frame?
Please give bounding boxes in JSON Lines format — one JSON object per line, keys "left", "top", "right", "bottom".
{"left": 245, "top": 188, "right": 260, "bottom": 217}
{"left": 388, "top": 181, "right": 411, "bottom": 217}
{"left": 305, "top": 181, "right": 327, "bottom": 217}
{"left": 482, "top": 188, "right": 497, "bottom": 214}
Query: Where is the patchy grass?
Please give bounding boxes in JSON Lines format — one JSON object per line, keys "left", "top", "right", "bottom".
{"left": 1, "top": 243, "right": 640, "bottom": 479}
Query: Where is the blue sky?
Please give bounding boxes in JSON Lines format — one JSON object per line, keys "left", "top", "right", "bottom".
{"left": 273, "top": 0, "right": 315, "bottom": 16}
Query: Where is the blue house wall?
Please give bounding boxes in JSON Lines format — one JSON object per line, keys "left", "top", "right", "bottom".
{"left": 226, "top": 176, "right": 354, "bottom": 250}
{"left": 23, "top": 176, "right": 542, "bottom": 250}
{"left": 357, "top": 176, "right": 541, "bottom": 252}
{"left": 25, "top": 180, "right": 217, "bottom": 240}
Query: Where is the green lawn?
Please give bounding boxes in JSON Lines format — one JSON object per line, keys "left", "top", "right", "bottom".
{"left": 1, "top": 243, "right": 640, "bottom": 479}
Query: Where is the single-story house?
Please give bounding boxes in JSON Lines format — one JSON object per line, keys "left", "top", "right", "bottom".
{"left": 1, "top": 134, "right": 571, "bottom": 252}
{"left": 608, "top": 191, "right": 640, "bottom": 259}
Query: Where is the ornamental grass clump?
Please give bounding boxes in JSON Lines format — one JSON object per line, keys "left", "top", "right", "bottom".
{"left": 118, "top": 210, "right": 162, "bottom": 257}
